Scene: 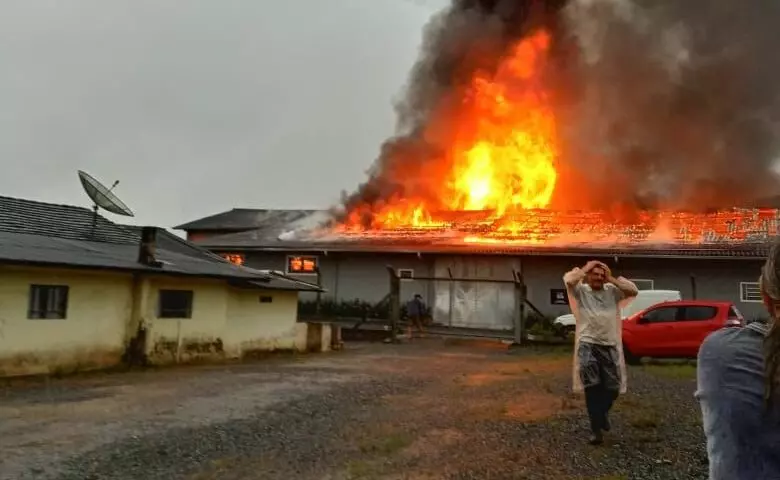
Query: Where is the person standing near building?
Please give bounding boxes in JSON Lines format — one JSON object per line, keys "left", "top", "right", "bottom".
{"left": 696, "top": 241, "right": 780, "bottom": 479}
{"left": 564, "top": 260, "right": 638, "bottom": 445}
{"left": 405, "top": 293, "right": 427, "bottom": 337}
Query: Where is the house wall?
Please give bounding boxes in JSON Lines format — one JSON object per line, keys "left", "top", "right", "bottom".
{"left": 145, "top": 277, "right": 306, "bottom": 364}
{"left": 0, "top": 266, "right": 133, "bottom": 376}
{"left": 520, "top": 256, "right": 767, "bottom": 320}
{"left": 242, "top": 251, "right": 769, "bottom": 322}
{"left": 244, "top": 251, "right": 435, "bottom": 303}
{"left": 145, "top": 277, "right": 230, "bottom": 363}
{"left": 0, "top": 266, "right": 308, "bottom": 376}
{"left": 226, "top": 289, "right": 301, "bottom": 356}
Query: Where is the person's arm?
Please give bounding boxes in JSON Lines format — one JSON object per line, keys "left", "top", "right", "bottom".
{"left": 563, "top": 267, "right": 585, "bottom": 288}
{"left": 599, "top": 263, "right": 638, "bottom": 299}
{"left": 609, "top": 275, "right": 639, "bottom": 299}
{"left": 563, "top": 260, "right": 600, "bottom": 288}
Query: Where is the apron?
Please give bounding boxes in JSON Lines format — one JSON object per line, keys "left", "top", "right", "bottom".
{"left": 570, "top": 286, "right": 635, "bottom": 395}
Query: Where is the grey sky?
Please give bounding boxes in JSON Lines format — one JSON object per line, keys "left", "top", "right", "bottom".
{"left": 0, "top": 0, "right": 447, "bottom": 228}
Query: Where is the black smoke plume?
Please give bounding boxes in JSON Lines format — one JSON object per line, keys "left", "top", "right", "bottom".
{"left": 559, "top": 0, "right": 780, "bottom": 211}
{"left": 337, "top": 0, "right": 780, "bottom": 227}
{"left": 334, "top": 0, "right": 567, "bottom": 227}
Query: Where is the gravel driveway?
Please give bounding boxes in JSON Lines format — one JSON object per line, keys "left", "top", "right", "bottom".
{"left": 0, "top": 339, "right": 707, "bottom": 480}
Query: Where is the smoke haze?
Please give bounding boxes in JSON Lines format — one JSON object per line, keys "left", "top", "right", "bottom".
{"left": 559, "top": 0, "right": 780, "bottom": 211}
{"left": 339, "top": 0, "right": 780, "bottom": 224}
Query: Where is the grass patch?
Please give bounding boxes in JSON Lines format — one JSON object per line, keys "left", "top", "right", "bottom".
{"left": 590, "top": 475, "right": 628, "bottom": 480}
{"left": 528, "top": 345, "right": 572, "bottom": 358}
{"left": 614, "top": 394, "right": 662, "bottom": 430}
{"left": 345, "top": 459, "right": 377, "bottom": 479}
{"left": 359, "top": 433, "right": 413, "bottom": 455}
{"left": 642, "top": 363, "right": 697, "bottom": 380}
{"left": 629, "top": 412, "right": 660, "bottom": 430}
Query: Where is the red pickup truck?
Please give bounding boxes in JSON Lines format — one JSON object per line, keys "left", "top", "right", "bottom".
{"left": 622, "top": 300, "right": 744, "bottom": 364}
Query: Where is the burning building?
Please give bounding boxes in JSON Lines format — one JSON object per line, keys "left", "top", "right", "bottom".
{"left": 178, "top": 0, "right": 780, "bottom": 328}
{"left": 176, "top": 206, "right": 777, "bottom": 329}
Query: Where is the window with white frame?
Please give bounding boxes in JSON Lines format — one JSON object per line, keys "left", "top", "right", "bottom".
{"left": 285, "top": 255, "right": 318, "bottom": 275}
{"left": 740, "top": 282, "right": 762, "bottom": 303}
{"left": 397, "top": 269, "right": 414, "bottom": 281}
{"left": 28, "top": 285, "right": 69, "bottom": 319}
{"left": 630, "top": 279, "right": 654, "bottom": 290}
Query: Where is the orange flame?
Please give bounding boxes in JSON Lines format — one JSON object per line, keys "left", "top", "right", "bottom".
{"left": 447, "top": 30, "right": 557, "bottom": 215}
{"left": 337, "top": 31, "right": 779, "bottom": 246}
{"left": 343, "top": 30, "right": 557, "bottom": 231}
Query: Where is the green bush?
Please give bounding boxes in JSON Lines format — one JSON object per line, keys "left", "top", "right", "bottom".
{"left": 525, "top": 312, "right": 558, "bottom": 337}
{"left": 298, "top": 298, "right": 389, "bottom": 320}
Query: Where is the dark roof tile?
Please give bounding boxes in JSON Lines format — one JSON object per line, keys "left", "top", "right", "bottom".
{"left": 0, "top": 195, "right": 138, "bottom": 244}
{"left": 0, "top": 196, "right": 323, "bottom": 292}
{"left": 175, "top": 209, "right": 321, "bottom": 231}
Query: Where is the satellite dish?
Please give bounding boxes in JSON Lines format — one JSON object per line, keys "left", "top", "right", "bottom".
{"left": 77, "top": 170, "right": 134, "bottom": 217}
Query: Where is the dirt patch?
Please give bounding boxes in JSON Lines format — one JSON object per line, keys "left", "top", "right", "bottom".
{"left": 458, "top": 357, "right": 570, "bottom": 387}
{"left": 403, "top": 428, "right": 465, "bottom": 458}
{"left": 381, "top": 393, "right": 445, "bottom": 414}
{"left": 442, "top": 338, "right": 509, "bottom": 350}
{"left": 0, "top": 341, "right": 708, "bottom": 480}
{"left": 460, "top": 372, "right": 509, "bottom": 387}
{"left": 504, "top": 392, "right": 569, "bottom": 421}
{"left": 642, "top": 363, "right": 697, "bottom": 380}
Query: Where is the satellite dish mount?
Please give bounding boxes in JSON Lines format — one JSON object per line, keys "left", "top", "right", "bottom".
{"left": 77, "top": 170, "right": 135, "bottom": 234}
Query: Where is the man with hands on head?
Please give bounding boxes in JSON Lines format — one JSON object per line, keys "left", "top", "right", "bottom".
{"left": 563, "top": 260, "right": 639, "bottom": 445}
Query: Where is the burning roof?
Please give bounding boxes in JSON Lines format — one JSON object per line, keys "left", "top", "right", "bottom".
{"left": 329, "top": 0, "right": 780, "bottom": 254}
{"left": 184, "top": 1, "right": 780, "bottom": 259}
{"left": 181, "top": 207, "right": 778, "bottom": 259}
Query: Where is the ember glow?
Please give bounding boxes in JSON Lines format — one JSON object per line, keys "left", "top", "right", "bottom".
{"left": 329, "top": 208, "right": 779, "bottom": 247}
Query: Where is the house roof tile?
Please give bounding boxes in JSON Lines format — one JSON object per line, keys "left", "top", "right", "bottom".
{"left": 0, "top": 196, "right": 322, "bottom": 292}
{"left": 174, "top": 209, "right": 321, "bottom": 231}
{"left": 185, "top": 209, "right": 779, "bottom": 260}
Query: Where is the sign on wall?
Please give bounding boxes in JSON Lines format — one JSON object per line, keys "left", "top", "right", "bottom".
{"left": 550, "top": 288, "right": 569, "bottom": 305}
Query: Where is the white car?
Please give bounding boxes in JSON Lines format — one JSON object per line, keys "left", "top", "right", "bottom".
{"left": 553, "top": 289, "right": 683, "bottom": 336}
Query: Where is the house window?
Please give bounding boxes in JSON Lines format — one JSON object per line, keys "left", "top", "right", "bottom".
{"left": 158, "top": 290, "right": 194, "bottom": 318}
{"left": 286, "top": 255, "right": 318, "bottom": 275}
{"left": 740, "top": 282, "right": 762, "bottom": 303}
{"left": 28, "top": 285, "right": 69, "bottom": 319}
{"left": 630, "top": 279, "right": 654, "bottom": 290}
{"left": 259, "top": 295, "right": 273, "bottom": 304}
{"left": 398, "top": 269, "right": 414, "bottom": 281}
{"left": 221, "top": 253, "right": 245, "bottom": 266}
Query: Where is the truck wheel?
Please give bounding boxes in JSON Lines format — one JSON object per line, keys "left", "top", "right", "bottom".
{"left": 623, "top": 346, "right": 641, "bottom": 366}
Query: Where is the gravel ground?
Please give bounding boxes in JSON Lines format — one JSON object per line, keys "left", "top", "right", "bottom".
{"left": 0, "top": 339, "right": 707, "bottom": 480}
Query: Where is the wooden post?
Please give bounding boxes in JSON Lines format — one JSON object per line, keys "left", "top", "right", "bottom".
{"left": 512, "top": 268, "right": 526, "bottom": 347}
{"left": 315, "top": 267, "right": 322, "bottom": 317}
{"left": 447, "top": 267, "right": 455, "bottom": 328}
{"left": 386, "top": 265, "right": 401, "bottom": 343}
